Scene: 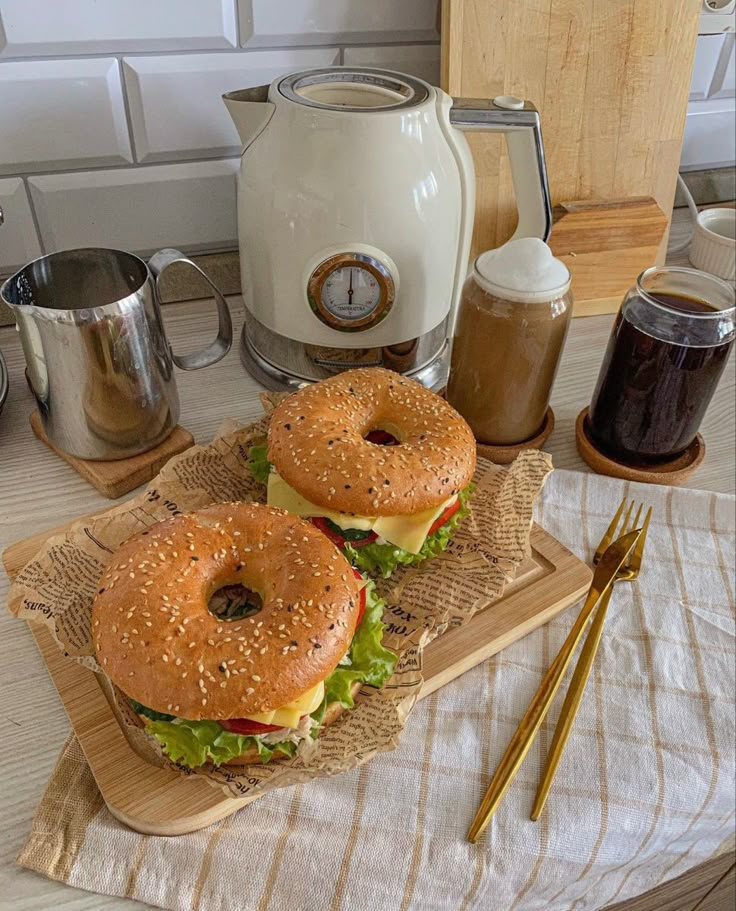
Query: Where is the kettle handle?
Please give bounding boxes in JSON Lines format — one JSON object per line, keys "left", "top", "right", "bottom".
{"left": 148, "top": 248, "right": 233, "bottom": 370}
{"left": 449, "top": 96, "right": 552, "bottom": 242}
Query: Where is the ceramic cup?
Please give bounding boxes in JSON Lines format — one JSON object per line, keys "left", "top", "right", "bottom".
{"left": 689, "top": 207, "right": 736, "bottom": 282}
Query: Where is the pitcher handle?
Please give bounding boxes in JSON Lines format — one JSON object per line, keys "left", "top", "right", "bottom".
{"left": 148, "top": 248, "right": 233, "bottom": 370}
{"left": 449, "top": 96, "right": 552, "bottom": 242}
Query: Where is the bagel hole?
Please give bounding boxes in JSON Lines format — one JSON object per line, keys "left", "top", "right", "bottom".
{"left": 209, "top": 584, "right": 263, "bottom": 621}
{"left": 364, "top": 428, "right": 401, "bottom": 446}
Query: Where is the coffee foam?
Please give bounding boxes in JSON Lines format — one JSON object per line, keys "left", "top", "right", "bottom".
{"left": 475, "top": 238, "right": 571, "bottom": 303}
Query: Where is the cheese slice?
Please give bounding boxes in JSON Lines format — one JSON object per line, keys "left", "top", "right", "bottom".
{"left": 267, "top": 471, "right": 456, "bottom": 555}
{"left": 373, "top": 499, "right": 456, "bottom": 556}
{"left": 268, "top": 472, "right": 373, "bottom": 530}
{"left": 242, "top": 680, "right": 324, "bottom": 729}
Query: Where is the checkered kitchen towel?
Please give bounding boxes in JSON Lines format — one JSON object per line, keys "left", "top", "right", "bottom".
{"left": 17, "top": 470, "right": 736, "bottom": 911}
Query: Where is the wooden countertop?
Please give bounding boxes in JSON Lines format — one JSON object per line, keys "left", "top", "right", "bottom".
{"left": 0, "top": 297, "right": 734, "bottom": 911}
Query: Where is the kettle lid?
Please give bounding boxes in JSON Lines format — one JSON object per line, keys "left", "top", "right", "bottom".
{"left": 278, "top": 67, "right": 430, "bottom": 113}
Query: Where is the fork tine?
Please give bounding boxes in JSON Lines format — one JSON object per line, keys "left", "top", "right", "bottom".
{"left": 628, "top": 506, "right": 652, "bottom": 576}
{"left": 629, "top": 503, "right": 643, "bottom": 534}
{"left": 594, "top": 496, "right": 627, "bottom": 563}
{"left": 620, "top": 499, "right": 635, "bottom": 536}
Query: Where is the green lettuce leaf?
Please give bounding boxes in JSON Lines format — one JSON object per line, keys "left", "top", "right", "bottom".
{"left": 142, "top": 716, "right": 298, "bottom": 768}
{"left": 344, "top": 484, "right": 474, "bottom": 578}
{"left": 310, "top": 697, "right": 327, "bottom": 725}
{"left": 145, "top": 718, "right": 254, "bottom": 768}
{"left": 324, "top": 668, "right": 365, "bottom": 708}
{"left": 273, "top": 740, "right": 298, "bottom": 758}
{"left": 323, "top": 580, "right": 396, "bottom": 709}
{"left": 248, "top": 443, "right": 272, "bottom": 485}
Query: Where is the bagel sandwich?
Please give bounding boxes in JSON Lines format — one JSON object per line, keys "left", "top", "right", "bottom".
{"left": 92, "top": 503, "right": 396, "bottom": 768}
{"left": 250, "top": 368, "right": 476, "bottom": 578}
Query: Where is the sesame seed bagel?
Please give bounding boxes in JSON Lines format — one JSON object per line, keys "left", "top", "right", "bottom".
{"left": 267, "top": 368, "right": 476, "bottom": 517}
{"left": 93, "top": 502, "right": 362, "bottom": 720}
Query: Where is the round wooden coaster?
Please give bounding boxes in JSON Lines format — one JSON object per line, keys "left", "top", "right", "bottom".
{"left": 575, "top": 407, "right": 705, "bottom": 486}
{"left": 476, "top": 407, "right": 555, "bottom": 465}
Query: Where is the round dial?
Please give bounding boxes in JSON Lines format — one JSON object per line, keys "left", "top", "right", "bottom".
{"left": 322, "top": 266, "right": 380, "bottom": 321}
{"left": 308, "top": 253, "right": 395, "bottom": 332}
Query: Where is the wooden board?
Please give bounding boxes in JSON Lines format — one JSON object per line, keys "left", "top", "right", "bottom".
{"left": 30, "top": 411, "right": 194, "bottom": 499}
{"left": 440, "top": 0, "right": 701, "bottom": 315}
{"left": 549, "top": 198, "right": 669, "bottom": 314}
{"left": 4, "top": 520, "right": 591, "bottom": 836}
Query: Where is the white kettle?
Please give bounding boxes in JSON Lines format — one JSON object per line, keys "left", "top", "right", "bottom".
{"left": 224, "top": 67, "right": 551, "bottom": 390}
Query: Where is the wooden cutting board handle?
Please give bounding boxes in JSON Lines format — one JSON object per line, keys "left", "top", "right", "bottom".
{"left": 548, "top": 196, "right": 669, "bottom": 317}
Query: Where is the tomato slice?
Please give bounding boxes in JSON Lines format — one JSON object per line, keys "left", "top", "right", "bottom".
{"left": 219, "top": 717, "right": 283, "bottom": 735}
{"left": 365, "top": 429, "right": 399, "bottom": 446}
{"left": 310, "top": 516, "right": 378, "bottom": 549}
{"left": 352, "top": 567, "right": 367, "bottom": 625}
{"left": 347, "top": 530, "right": 378, "bottom": 548}
{"left": 310, "top": 516, "right": 346, "bottom": 546}
{"left": 427, "top": 498, "right": 461, "bottom": 537}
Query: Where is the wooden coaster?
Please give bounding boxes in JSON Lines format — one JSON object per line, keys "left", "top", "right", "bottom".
{"left": 575, "top": 407, "right": 705, "bottom": 486}
{"left": 30, "top": 411, "right": 194, "bottom": 499}
{"left": 476, "top": 407, "right": 555, "bottom": 465}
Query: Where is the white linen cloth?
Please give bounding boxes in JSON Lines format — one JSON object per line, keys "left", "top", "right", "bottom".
{"left": 18, "top": 470, "right": 736, "bottom": 910}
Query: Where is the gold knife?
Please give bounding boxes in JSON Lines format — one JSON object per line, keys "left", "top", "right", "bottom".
{"left": 467, "top": 528, "right": 642, "bottom": 843}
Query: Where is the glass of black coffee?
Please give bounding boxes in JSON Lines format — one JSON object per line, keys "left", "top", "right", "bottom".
{"left": 588, "top": 267, "right": 735, "bottom": 464}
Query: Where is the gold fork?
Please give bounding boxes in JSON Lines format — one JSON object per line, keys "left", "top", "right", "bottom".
{"left": 467, "top": 525, "right": 643, "bottom": 843}
{"left": 530, "top": 499, "right": 651, "bottom": 819}
{"left": 592, "top": 496, "right": 650, "bottom": 580}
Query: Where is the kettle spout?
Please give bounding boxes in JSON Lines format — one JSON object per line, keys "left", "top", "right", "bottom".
{"left": 223, "top": 85, "right": 276, "bottom": 150}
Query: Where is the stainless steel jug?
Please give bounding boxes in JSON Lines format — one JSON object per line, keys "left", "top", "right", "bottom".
{"left": 1, "top": 247, "right": 232, "bottom": 460}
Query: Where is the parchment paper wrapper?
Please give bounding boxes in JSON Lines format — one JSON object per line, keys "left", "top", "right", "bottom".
{"left": 8, "top": 407, "right": 552, "bottom": 799}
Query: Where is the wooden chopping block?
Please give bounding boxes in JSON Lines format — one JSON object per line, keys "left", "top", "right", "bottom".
{"left": 548, "top": 197, "right": 669, "bottom": 317}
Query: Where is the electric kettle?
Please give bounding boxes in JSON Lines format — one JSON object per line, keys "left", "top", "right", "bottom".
{"left": 224, "top": 67, "right": 552, "bottom": 390}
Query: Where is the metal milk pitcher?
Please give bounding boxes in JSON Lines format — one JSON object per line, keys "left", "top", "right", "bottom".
{"left": 1, "top": 247, "right": 232, "bottom": 460}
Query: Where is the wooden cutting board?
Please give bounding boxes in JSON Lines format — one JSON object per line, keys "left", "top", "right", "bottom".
{"left": 441, "top": 0, "right": 701, "bottom": 315}
{"left": 3, "top": 520, "right": 591, "bottom": 835}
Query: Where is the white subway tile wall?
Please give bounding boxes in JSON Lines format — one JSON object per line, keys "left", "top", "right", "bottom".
{"left": 0, "top": 0, "right": 238, "bottom": 57}
{"left": 124, "top": 48, "right": 340, "bottom": 163}
{"left": 0, "top": 178, "right": 42, "bottom": 271}
{"left": 240, "top": 0, "right": 439, "bottom": 47}
{"left": 28, "top": 160, "right": 240, "bottom": 256}
{"left": 0, "top": 0, "right": 439, "bottom": 273}
{"left": 0, "top": 58, "right": 132, "bottom": 176}
{"left": 343, "top": 45, "right": 441, "bottom": 85}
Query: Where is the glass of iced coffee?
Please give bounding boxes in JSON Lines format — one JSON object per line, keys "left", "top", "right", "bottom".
{"left": 447, "top": 238, "right": 572, "bottom": 446}
{"left": 587, "top": 267, "right": 735, "bottom": 464}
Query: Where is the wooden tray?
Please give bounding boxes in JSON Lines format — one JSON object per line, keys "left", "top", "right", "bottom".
{"left": 3, "top": 520, "right": 591, "bottom": 836}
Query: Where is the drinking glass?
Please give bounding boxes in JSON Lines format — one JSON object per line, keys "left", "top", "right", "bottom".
{"left": 587, "top": 267, "right": 735, "bottom": 464}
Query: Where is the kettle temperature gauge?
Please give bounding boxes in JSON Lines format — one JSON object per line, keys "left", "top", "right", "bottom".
{"left": 307, "top": 252, "right": 396, "bottom": 332}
